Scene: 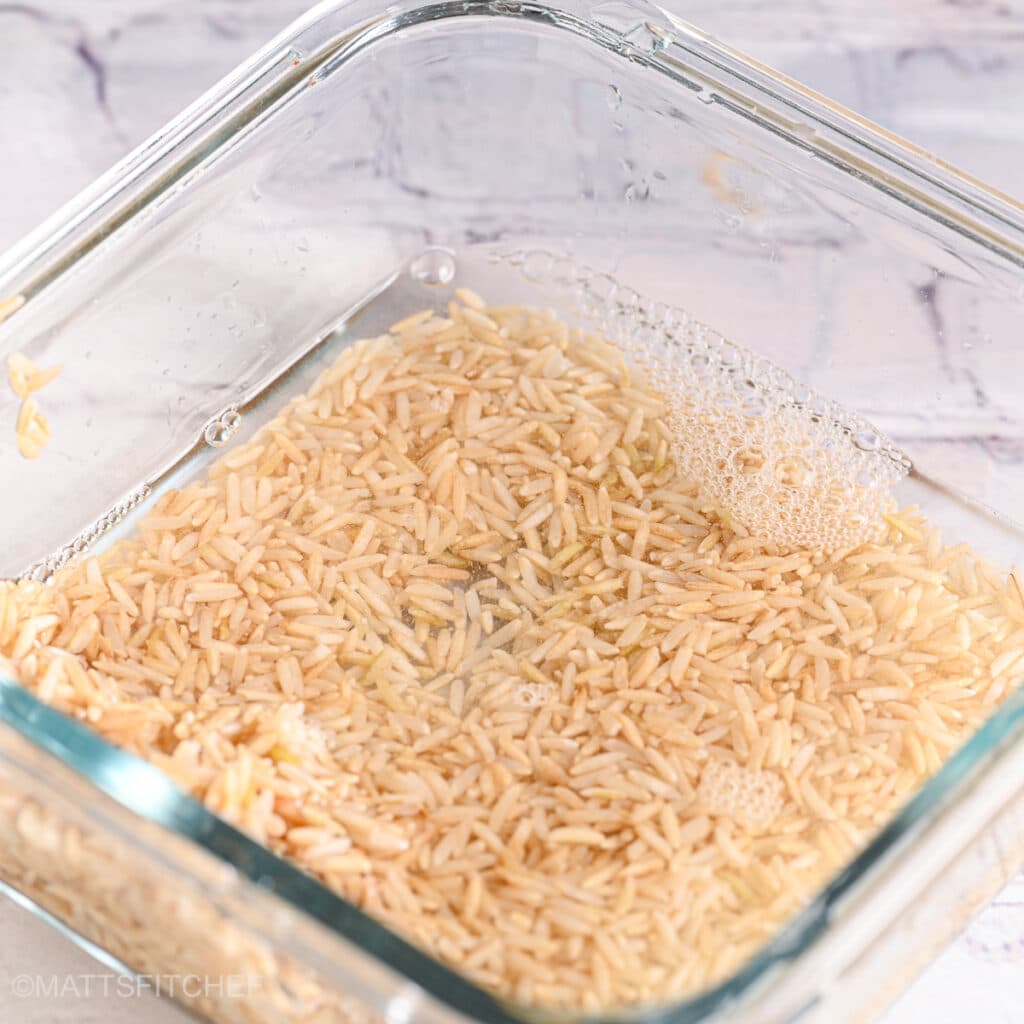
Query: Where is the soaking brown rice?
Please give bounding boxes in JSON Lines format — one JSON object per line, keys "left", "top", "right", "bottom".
{"left": 1, "top": 296, "right": 1023, "bottom": 1010}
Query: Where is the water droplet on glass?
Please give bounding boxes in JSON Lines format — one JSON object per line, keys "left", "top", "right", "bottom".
{"left": 409, "top": 248, "right": 456, "bottom": 286}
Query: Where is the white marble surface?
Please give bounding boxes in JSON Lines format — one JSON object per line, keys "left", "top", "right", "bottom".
{"left": 1, "top": 2, "right": 1023, "bottom": 1023}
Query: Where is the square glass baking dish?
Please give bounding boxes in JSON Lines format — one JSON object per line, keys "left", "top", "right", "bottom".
{"left": 2, "top": 2, "right": 1024, "bottom": 1022}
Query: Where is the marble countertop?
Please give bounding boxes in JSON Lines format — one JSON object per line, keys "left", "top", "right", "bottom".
{"left": 1, "top": 2, "right": 1023, "bottom": 1023}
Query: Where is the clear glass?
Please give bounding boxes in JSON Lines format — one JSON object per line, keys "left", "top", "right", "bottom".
{"left": 1, "top": 1, "right": 1024, "bottom": 1022}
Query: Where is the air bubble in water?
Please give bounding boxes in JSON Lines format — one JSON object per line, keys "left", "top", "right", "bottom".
{"left": 515, "top": 682, "right": 555, "bottom": 708}
{"left": 719, "top": 345, "right": 741, "bottom": 368}
{"left": 521, "top": 249, "right": 554, "bottom": 284}
{"left": 733, "top": 447, "right": 766, "bottom": 474}
{"left": 854, "top": 430, "right": 880, "bottom": 452}
{"left": 774, "top": 455, "right": 814, "bottom": 488}
{"left": 205, "top": 407, "right": 242, "bottom": 448}
{"left": 409, "top": 248, "right": 456, "bottom": 286}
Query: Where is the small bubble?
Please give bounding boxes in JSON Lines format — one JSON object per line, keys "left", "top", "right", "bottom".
{"left": 515, "top": 682, "right": 555, "bottom": 708}
{"left": 790, "top": 384, "right": 811, "bottom": 406}
{"left": 205, "top": 407, "right": 242, "bottom": 448}
{"left": 774, "top": 455, "right": 814, "bottom": 489}
{"left": 521, "top": 249, "right": 554, "bottom": 284}
{"left": 409, "top": 247, "right": 456, "bottom": 286}
{"left": 719, "top": 345, "right": 741, "bottom": 368}
{"left": 733, "top": 447, "right": 766, "bottom": 474}
{"left": 854, "top": 430, "right": 880, "bottom": 452}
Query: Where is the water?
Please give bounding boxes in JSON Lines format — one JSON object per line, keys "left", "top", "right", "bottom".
{"left": 12, "top": 251, "right": 1024, "bottom": 1014}
{"left": 21, "top": 247, "right": 1024, "bottom": 579}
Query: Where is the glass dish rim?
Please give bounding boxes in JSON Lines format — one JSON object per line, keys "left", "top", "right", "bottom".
{"left": 2, "top": 1, "right": 1024, "bottom": 1021}
{"left": 2, "top": 0, "right": 1024, "bottom": 301}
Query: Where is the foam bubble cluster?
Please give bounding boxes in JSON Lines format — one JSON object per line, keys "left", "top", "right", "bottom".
{"left": 498, "top": 250, "right": 910, "bottom": 551}
{"left": 696, "top": 759, "right": 784, "bottom": 832}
